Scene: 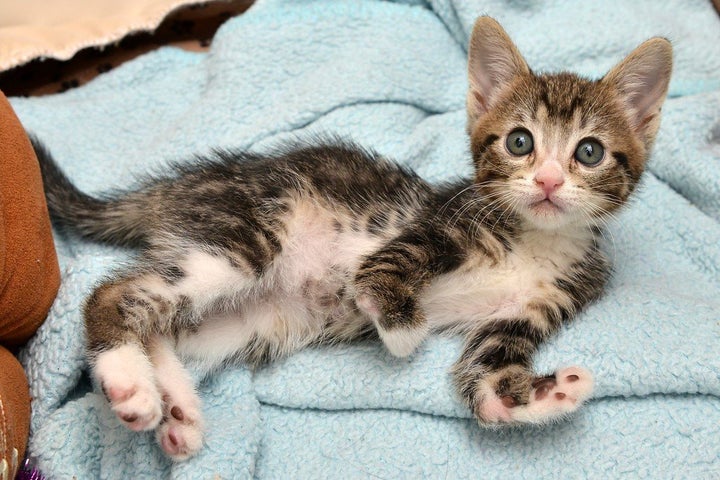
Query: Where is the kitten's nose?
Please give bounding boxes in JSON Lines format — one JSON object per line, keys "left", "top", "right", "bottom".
{"left": 534, "top": 162, "right": 565, "bottom": 197}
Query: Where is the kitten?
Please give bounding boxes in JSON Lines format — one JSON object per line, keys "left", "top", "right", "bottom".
{"left": 33, "top": 17, "right": 672, "bottom": 461}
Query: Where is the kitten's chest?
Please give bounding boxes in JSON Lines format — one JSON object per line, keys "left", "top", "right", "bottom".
{"left": 421, "top": 231, "right": 590, "bottom": 329}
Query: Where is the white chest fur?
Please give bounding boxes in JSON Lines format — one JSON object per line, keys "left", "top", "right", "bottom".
{"left": 421, "top": 228, "right": 593, "bottom": 331}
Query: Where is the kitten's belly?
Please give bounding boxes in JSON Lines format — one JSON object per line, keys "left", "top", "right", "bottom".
{"left": 267, "top": 198, "right": 387, "bottom": 300}
{"left": 177, "top": 200, "right": 385, "bottom": 365}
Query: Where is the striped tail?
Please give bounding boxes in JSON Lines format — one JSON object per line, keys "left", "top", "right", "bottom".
{"left": 31, "top": 136, "right": 149, "bottom": 247}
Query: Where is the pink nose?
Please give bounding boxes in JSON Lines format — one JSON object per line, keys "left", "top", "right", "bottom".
{"left": 534, "top": 164, "right": 564, "bottom": 197}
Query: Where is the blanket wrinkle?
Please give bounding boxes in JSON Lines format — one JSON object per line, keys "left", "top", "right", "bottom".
{"left": 11, "top": 0, "right": 720, "bottom": 477}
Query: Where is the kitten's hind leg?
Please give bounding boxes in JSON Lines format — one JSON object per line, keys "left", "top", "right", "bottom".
{"left": 87, "top": 278, "right": 167, "bottom": 432}
{"left": 452, "top": 316, "right": 594, "bottom": 425}
{"left": 86, "top": 251, "right": 257, "bottom": 440}
{"left": 149, "top": 335, "right": 204, "bottom": 461}
{"left": 94, "top": 342, "right": 163, "bottom": 431}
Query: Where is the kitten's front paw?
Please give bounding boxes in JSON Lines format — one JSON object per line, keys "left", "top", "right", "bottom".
{"left": 355, "top": 292, "right": 429, "bottom": 357}
{"left": 376, "top": 321, "right": 430, "bottom": 358}
{"left": 474, "top": 366, "right": 594, "bottom": 425}
{"left": 156, "top": 400, "right": 204, "bottom": 461}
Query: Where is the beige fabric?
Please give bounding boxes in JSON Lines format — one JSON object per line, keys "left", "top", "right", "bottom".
{"left": 0, "top": 0, "right": 217, "bottom": 71}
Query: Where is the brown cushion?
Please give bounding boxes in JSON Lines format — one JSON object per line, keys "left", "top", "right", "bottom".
{"left": 0, "top": 90, "right": 60, "bottom": 347}
{"left": 0, "top": 90, "right": 61, "bottom": 474}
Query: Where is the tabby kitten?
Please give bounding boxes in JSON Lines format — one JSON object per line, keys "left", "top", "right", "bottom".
{"left": 34, "top": 17, "right": 672, "bottom": 461}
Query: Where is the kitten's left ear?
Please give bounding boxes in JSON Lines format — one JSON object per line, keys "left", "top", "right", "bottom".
{"left": 602, "top": 38, "right": 673, "bottom": 147}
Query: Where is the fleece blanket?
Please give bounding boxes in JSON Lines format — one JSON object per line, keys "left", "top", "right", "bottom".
{"left": 11, "top": 0, "right": 720, "bottom": 478}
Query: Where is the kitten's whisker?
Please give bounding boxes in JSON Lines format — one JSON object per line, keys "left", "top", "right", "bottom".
{"left": 435, "top": 184, "right": 480, "bottom": 219}
{"left": 445, "top": 185, "right": 509, "bottom": 233}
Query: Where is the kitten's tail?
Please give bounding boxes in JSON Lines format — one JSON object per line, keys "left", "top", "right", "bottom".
{"left": 31, "top": 136, "right": 148, "bottom": 247}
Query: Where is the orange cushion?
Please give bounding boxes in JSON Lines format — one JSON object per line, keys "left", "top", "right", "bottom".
{"left": 0, "top": 90, "right": 60, "bottom": 347}
{"left": 0, "top": 90, "right": 60, "bottom": 473}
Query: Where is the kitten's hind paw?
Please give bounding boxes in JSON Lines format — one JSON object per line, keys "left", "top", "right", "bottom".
{"left": 95, "top": 345, "right": 163, "bottom": 431}
{"left": 103, "top": 380, "right": 163, "bottom": 432}
{"left": 156, "top": 399, "right": 205, "bottom": 461}
{"left": 476, "top": 366, "right": 594, "bottom": 425}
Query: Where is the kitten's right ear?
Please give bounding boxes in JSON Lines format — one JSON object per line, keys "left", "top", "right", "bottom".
{"left": 467, "top": 17, "right": 530, "bottom": 128}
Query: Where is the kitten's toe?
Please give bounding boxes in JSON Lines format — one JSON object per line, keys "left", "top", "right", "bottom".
{"left": 156, "top": 404, "right": 204, "bottom": 461}
{"left": 157, "top": 422, "right": 204, "bottom": 461}
{"left": 376, "top": 322, "right": 430, "bottom": 357}
{"left": 95, "top": 344, "right": 162, "bottom": 431}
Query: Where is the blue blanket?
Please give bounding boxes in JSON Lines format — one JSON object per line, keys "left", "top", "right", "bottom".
{"left": 12, "top": 0, "right": 720, "bottom": 478}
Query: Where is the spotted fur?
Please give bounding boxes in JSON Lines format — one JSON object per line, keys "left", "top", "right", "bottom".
{"left": 34, "top": 16, "right": 672, "bottom": 460}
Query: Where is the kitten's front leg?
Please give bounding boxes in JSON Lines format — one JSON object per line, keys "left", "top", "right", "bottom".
{"left": 355, "top": 226, "right": 462, "bottom": 357}
{"left": 355, "top": 273, "right": 430, "bottom": 358}
{"left": 453, "top": 312, "right": 594, "bottom": 425}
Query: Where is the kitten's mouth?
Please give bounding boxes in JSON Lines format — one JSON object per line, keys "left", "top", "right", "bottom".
{"left": 530, "top": 198, "right": 564, "bottom": 215}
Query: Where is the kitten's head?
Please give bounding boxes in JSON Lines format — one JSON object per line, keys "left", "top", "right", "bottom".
{"left": 466, "top": 17, "right": 672, "bottom": 230}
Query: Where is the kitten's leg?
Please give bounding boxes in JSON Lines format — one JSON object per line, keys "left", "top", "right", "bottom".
{"left": 452, "top": 315, "right": 593, "bottom": 425}
{"left": 354, "top": 228, "right": 461, "bottom": 357}
{"left": 148, "top": 335, "right": 204, "bottom": 461}
{"left": 86, "top": 251, "right": 256, "bottom": 434}
{"left": 86, "top": 277, "right": 168, "bottom": 431}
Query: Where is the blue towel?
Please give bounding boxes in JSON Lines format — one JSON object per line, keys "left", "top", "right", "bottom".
{"left": 12, "top": 0, "right": 720, "bottom": 477}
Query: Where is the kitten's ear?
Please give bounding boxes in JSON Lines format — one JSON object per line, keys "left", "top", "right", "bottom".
{"left": 467, "top": 17, "right": 530, "bottom": 127}
{"left": 602, "top": 38, "right": 673, "bottom": 146}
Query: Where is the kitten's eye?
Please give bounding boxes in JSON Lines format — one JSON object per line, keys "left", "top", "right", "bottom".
{"left": 574, "top": 139, "right": 605, "bottom": 166}
{"left": 506, "top": 129, "right": 534, "bottom": 156}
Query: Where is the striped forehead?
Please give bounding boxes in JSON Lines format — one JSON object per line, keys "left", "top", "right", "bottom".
{"left": 518, "top": 75, "right": 606, "bottom": 161}
{"left": 531, "top": 73, "right": 597, "bottom": 125}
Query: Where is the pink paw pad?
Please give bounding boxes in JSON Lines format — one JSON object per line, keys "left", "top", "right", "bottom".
{"left": 105, "top": 385, "right": 136, "bottom": 403}
{"left": 156, "top": 403, "right": 204, "bottom": 461}
{"left": 477, "top": 366, "right": 594, "bottom": 425}
{"left": 524, "top": 366, "right": 594, "bottom": 422}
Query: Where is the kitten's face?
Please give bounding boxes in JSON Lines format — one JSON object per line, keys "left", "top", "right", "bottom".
{"left": 466, "top": 17, "right": 672, "bottom": 230}
{"left": 471, "top": 73, "right": 644, "bottom": 229}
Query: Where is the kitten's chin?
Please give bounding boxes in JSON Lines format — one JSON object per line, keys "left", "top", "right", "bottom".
{"left": 521, "top": 200, "right": 573, "bottom": 230}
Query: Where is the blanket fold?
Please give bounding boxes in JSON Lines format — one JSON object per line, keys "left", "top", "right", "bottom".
{"left": 12, "top": 0, "right": 720, "bottom": 477}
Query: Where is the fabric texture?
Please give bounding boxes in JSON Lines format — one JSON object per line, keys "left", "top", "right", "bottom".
{"left": 10, "top": 0, "right": 720, "bottom": 478}
{"left": 0, "top": 90, "right": 60, "bottom": 478}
